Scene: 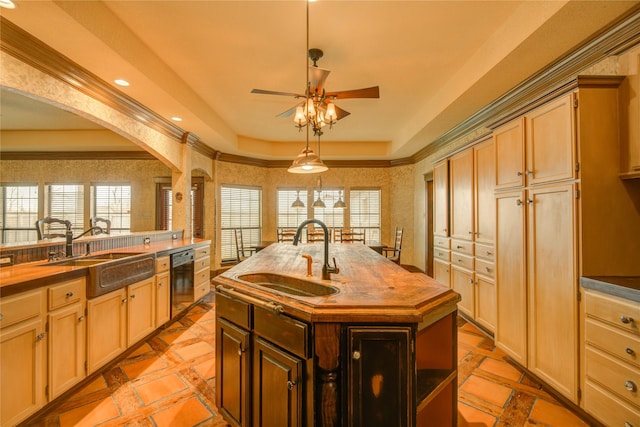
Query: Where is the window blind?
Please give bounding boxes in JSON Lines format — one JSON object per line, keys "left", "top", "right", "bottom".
{"left": 312, "top": 188, "right": 344, "bottom": 229}
{"left": 46, "top": 184, "right": 84, "bottom": 233}
{"left": 220, "top": 185, "right": 262, "bottom": 262}
{"left": 350, "top": 188, "right": 381, "bottom": 243}
{"left": 0, "top": 184, "right": 39, "bottom": 243}
{"left": 92, "top": 184, "right": 131, "bottom": 235}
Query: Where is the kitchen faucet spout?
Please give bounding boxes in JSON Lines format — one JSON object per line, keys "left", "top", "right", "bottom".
{"left": 293, "top": 219, "right": 339, "bottom": 280}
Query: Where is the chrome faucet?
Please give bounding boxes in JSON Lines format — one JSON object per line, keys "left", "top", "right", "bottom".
{"left": 293, "top": 219, "right": 339, "bottom": 280}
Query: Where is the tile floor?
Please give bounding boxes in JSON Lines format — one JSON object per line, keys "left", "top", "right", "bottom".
{"left": 23, "top": 293, "right": 591, "bottom": 427}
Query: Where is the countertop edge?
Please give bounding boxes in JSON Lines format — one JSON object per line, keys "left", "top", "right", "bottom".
{"left": 580, "top": 276, "right": 640, "bottom": 303}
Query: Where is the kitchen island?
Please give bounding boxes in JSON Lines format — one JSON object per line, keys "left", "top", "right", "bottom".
{"left": 213, "top": 243, "right": 460, "bottom": 427}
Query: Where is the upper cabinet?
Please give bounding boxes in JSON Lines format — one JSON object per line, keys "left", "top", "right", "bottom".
{"left": 619, "top": 54, "right": 640, "bottom": 179}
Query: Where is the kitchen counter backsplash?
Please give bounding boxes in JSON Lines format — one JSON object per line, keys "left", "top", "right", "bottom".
{"left": 0, "top": 230, "right": 183, "bottom": 266}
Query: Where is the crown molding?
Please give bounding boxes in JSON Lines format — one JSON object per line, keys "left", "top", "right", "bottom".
{"left": 0, "top": 151, "right": 157, "bottom": 161}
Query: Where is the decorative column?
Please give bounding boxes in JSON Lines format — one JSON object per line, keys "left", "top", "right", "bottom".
{"left": 315, "top": 323, "right": 341, "bottom": 427}
{"left": 171, "top": 133, "right": 193, "bottom": 238}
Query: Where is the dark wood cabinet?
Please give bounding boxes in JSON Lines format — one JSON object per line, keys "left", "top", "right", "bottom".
{"left": 252, "top": 336, "right": 304, "bottom": 427}
{"left": 216, "top": 318, "right": 250, "bottom": 427}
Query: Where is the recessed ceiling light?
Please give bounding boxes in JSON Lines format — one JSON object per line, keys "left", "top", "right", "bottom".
{"left": 0, "top": 0, "right": 16, "bottom": 9}
{"left": 171, "top": 117, "right": 183, "bottom": 122}
{"left": 114, "top": 79, "right": 130, "bottom": 87}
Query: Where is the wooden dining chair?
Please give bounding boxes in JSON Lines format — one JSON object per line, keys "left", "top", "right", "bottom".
{"left": 382, "top": 227, "right": 403, "bottom": 264}
{"left": 277, "top": 228, "right": 296, "bottom": 243}
{"left": 234, "top": 228, "right": 256, "bottom": 262}
{"left": 90, "top": 217, "right": 111, "bottom": 235}
{"left": 307, "top": 228, "right": 325, "bottom": 243}
{"left": 341, "top": 228, "right": 366, "bottom": 244}
{"left": 35, "top": 217, "right": 72, "bottom": 240}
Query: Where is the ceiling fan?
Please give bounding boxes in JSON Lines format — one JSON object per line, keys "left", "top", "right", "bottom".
{"left": 251, "top": 48, "right": 380, "bottom": 136}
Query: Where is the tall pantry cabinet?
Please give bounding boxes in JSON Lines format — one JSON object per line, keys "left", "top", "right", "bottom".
{"left": 492, "top": 76, "right": 640, "bottom": 404}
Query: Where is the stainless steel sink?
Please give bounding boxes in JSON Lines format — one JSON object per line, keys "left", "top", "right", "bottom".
{"left": 237, "top": 273, "right": 339, "bottom": 297}
{"left": 40, "top": 252, "right": 156, "bottom": 298}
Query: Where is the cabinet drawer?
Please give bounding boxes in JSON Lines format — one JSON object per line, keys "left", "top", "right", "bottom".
{"left": 0, "top": 289, "right": 43, "bottom": 329}
{"left": 254, "top": 306, "right": 309, "bottom": 359}
{"left": 475, "top": 259, "right": 494, "bottom": 279}
{"left": 451, "top": 253, "right": 474, "bottom": 271}
{"left": 195, "top": 267, "right": 210, "bottom": 287}
{"left": 585, "top": 346, "right": 640, "bottom": 407}
{"left": 585, "top": 290, "right": 640, "bottom": 336}
{"left": 584, "top": 380, "right": 640, "bottom": 427}
{"left": 156, "top": 256, "right": 170, "bottom": 274}
{"left": 216, "top": 291, "right": 252, "bottom": 329}
{"left": 434, "top": 248, "right": 450, "bottom": 262}
{"left": 474, "top": 243, "right": 495, "bottom": 261}
{"left": 48, "top": 278, "right": 84, "bottom": 311}
{"left": 451, "top": 239, "right": 474, "bottom": 256}
{"left": 195, "top": 256, "right": 210, "bottom": 271}
{"left": 586, "top": 318, "right": 640, "bottom": 368}
{"left": 194, "top": 281, "right": 210, "bottom": 301}
{"left": 195, "top": 245, "right": 210, "bottom": 260}
{"left": 433, "top": 236, "right": 450, "bottom": 249}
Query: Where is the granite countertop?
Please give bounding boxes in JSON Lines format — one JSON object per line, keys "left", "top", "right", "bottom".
{"left": 580, "top": 276, "right": 640, "bottom": 303}
{"left": 214, "top": 243, "right": 460, "bottom": 324}
{"left": 0, "top": 238, "right": 210, "bottom": 296}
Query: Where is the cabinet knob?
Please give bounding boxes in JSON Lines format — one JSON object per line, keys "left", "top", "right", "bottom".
{"left": 485, "top": 267, "right": 491, "bottom": 273}
{"left": 626, "top": 347, "right": 635, "bottom": 356}
{"left": 78, "top": 316, "right": 85, "bottom": 322}
{"left": 516, "top": 199, "right": 524, "bottom": 206}
{"left": 621, "top": 316, "right": 634, "bottom": 324}
{"left": 352, "top": 350, "right": 361, "bottom": 360}
{"left": 625, "top": 380, "right": 637, "bottom": 392}
{"left": 517, "top": 171, "right": 523, "bottom": 177}
{"left": 486, "top": 251, "right": 493, "bottom": 256}
{"left": 624, "top": 422, "right": 633, "bottom": 427}
{"left": 36, "top": 332, "right": 47, "bottom": 342}
{"left": 66, "top": 291, "right": 74, "bottom": 298}
{"left": 122, "top": 298, "right": 128, "bottom": 304}
{"left": 456, "top": 245, "right": 463, "bottom": 249}
{"left": 287, "top": 380, "right": 297, "bottom": 391}
{"left": 237, "top": 347, "right": 245, "bottom": 357}
{"left": 526, "top": 199, "right": 533, "bottom": 205}
{"left": 130, "top": 294, "right": 136, "bottom": 299}
{"left": 526, "top": 169, "right": 533, "bottom": 176}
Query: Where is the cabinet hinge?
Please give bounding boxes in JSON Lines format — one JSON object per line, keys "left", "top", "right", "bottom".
{"left": 575, "top": 189, "right": 580, "bottom": 199}
{"left": 575, "top": 162, "right": 580, "bottom": 172}
{"left": 573, "top": 96, "right": 578, "bottom": 108}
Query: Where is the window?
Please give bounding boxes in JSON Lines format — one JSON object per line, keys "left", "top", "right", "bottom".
{"left": 220, "top": 185, "right": 262, "bottom": 262}
{"left": 350, "top": 188, "right": 381, "bottom": 243}
{"left": 46, "top": 184, "right": 84, "bottom": 233}
{"left": 0, "top": 184, "right": 39, "bottom": 243}
{"left": 277, "top": 189, "right": 308, "bottom": 239}
{"left": 313, "top": 188, "right": 344, "bottom": 230}
{"left": 91, "top": 184, "right": 131, "bottom": 235}
{"left": 155, "top": 178, "right": 204, "bottom": 237}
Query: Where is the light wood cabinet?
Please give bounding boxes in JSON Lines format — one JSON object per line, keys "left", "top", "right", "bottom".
{"left": 494, "top": 118, "right": 525, "bottom": 190}
{"left": 156, "top": 254, "right": 171, "bottom": 326}
{"left": 127, "top": 277, "right": 156, "bottom": 346}
{"left": 87, "top": 288, "right": 127, "bottom": 374}
{"left": 582, "top": 289, "right": 640, "bottom": 425}
{"left": 433, "top": 237, "right": 450, "bottom": 287}
{"left": 194, "top": 244, "right": 211, "bottom": 301}
{"left": 47, "top": 277, "right": 86, "bottom": 399}
{"left": 449, "top": 150, "right": 474, "bottom": 241}
{"left": 0, "top": 289, "right": 46, "bottom": 426}
{"left": 619, "top": 54, "right": 640, "bottom": 179}
{"left": 433, "top": 160, "right": 449, "bottom": 238}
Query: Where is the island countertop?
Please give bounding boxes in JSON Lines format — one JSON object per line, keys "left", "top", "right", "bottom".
{"left": 213, "top": 242, "right": 460, "bottom": 324}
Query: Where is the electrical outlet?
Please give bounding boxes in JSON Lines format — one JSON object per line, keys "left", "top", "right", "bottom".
{"left": 143, "top": 237, "right": 151, "bottom": 245}
{"left": 172, "top": 233, "right": 177, "bottom": 240}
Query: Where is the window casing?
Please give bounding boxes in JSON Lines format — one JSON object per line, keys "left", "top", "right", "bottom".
{"left": 155, "top": 178, "right": 204, "bottom": 238}
{"left": 91, "top": 184, "right": 131, "bottom": 235}
{"left": 350, "top": 188, "right": 381, "bottom": 243}
{"left": 220, "top": 185, "right": 262, "bottom": 262}
{"left": 0, "top": 184, "right": 39, "bottom": 243}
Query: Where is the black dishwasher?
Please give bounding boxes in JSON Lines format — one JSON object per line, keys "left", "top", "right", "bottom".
{"left": 170, "top": 249, "right": 195, "bottom": 318}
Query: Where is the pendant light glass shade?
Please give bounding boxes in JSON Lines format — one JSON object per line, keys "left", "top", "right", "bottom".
{"left": 288, "top": 146, "right": 328, "bottom": 174}
{"left": 333, "top": 190, "right": 346, "bottom": 208}
{"left": 291, "top": 190, "right": 305, "bottom": 208}
{"left": 312, "top": 190, "right": 326, "bottom": 208}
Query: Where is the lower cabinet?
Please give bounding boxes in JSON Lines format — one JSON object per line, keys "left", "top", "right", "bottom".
{"left": 87, "top": 277, "right": 156, "bottom": 373}
{"left": 156, "top": 256, "right": 171, "bottom": 326}
{"left": 217, "top": 317, "right": 250, "bottom": 427}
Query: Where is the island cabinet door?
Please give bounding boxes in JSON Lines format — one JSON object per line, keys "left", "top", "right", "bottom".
{"left": 346, "top": 326, "right": 412, "bottom": 427}
{"left": 216, "top": 318, "right": 250, "bottom": 427}
{"left": 252, "top": 336, "right": 303, "bottom": 427}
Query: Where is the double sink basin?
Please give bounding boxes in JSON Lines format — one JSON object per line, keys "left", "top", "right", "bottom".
{"left": 41, "top": 252, "right": 156, "bottom": 298}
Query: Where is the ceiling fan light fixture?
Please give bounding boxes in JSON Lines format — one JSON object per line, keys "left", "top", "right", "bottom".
{"left": 288, "top": 146, "right": 328, "bottom": 174}
{"left": 294, "top": 106, "right": 307, "bottom": 126}
{"left": 325, "top": 102, "right": 337, "bottom": 123}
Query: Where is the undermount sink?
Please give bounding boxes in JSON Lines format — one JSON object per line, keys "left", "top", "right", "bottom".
{"left": 40, "top": 252, "right": 156, "bottom": 298}
{"left": 237, "top": 273, "right": 339, "bottom": 297}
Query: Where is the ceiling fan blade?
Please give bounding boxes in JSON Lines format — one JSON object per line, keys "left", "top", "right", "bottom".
{"left": 251, "top": 88, "right": 305, "bottom": 98}
{"left": 276, "top": 102, "right": 303, "bottom": 118}
{"left": 333, "top": 104, "right": 350, "bottom": 120}
{"left": 308, "top": 67, "right": 330, "bottom": 92}
{"left": 325, "top": 86, "right": 380, "bottom": 100}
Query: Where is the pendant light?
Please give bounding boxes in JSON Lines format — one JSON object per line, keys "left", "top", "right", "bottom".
{"left": 291, "top": 190, "right": 305, "bottom": 208}
{"left": 312, "top": 190, "right": 326, "bottom": 208}
{"left": 287, "top": 0, "right": 328, "bottom": 174}
{"left": 333, "top": 190, "right": 346, "bottom": 208}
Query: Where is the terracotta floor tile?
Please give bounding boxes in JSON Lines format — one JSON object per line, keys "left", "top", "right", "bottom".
{"left": 160, "top": 328, "right": 199, "bottom": 345}
{"left": 70, "top": 375, "right": 108, "bottom": 398}
{"left": 150, "top": 396, "right": 213, "bottom": 427}
{"left": 478, "top": 357, "right": 522, "bottom": 382}
{"left": 173, "top": 341, "right": 215, "bottom": 361}
{"left": 457, "top": 402, "right": 497, "bottom": 427}
{"left": 458, "top": 331, "right": 486, "bottom": 347}
{"left": 460, "top": 375, "right": 513, "bottom": 407}
{"left": 58, "top": 396, "right": 120, "bottom": 427}
{"left": 134, "top": 373, "right": 188, "bottom": 405}
{"left": 529, "top": 398, "right": 589, "bottom": 427}
{"left": 120, "top": 356, "right": 168, "bottom": 379}
{"left": 193, "top": 357, "right": 216, "bottom": 380}
{"left": 187, "top": 310, "right": 216, "bottom": 324}
{"left": 129, "top": 342, "right": 154, "bottom": 357}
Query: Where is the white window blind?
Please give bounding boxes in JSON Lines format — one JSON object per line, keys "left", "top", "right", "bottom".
{"left": 277, "top": 189, "right": 308, "bottom": 228}
{"left": 0, "top": 184, "right": 39, "bottom": 243}
{"left": 350, "top": 188, "right": 381, "bottom": 243}
{"left": 220, "top": 185, "right": 262, "bottom": 262}
{"left": 312, "top": 188, "right": 344, "bottom": 229}
{"left": 91, "top": 184, "right": 131, "bottom": 235}
{"left": 46, "top": 184, "right": 84, "bottom": 233}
